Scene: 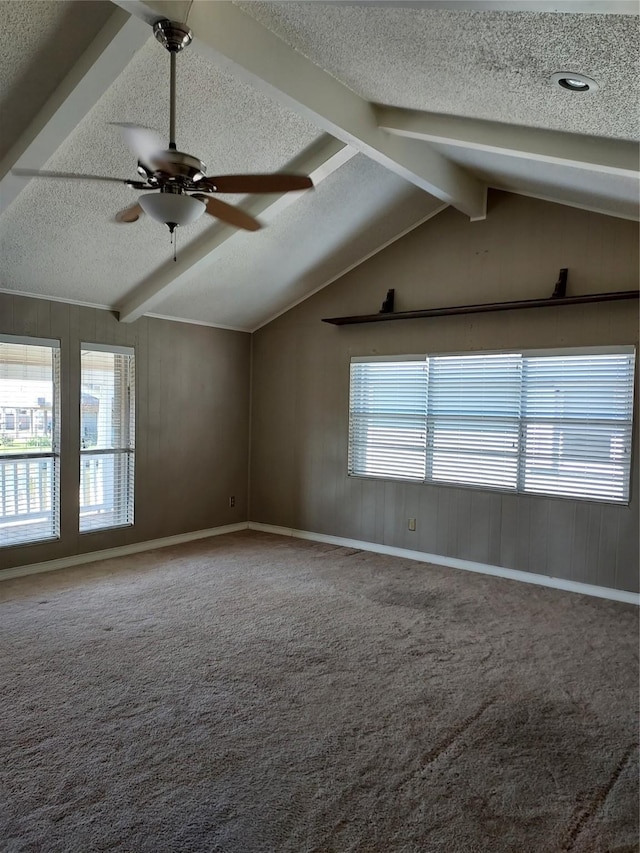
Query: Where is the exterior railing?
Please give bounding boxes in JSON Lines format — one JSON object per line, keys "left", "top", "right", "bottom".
{"left": 0, "top": 455, "right": 112, "bottom": 537}
{"left": 0, "top": 455, "right": 55, "bottom": 523}
{"left": 80, "top": 454, "right": 114, "bottom": 518}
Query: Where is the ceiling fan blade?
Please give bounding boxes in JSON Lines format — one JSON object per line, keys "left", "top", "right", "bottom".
{"left": 115, "top": 203, "right": 143, "bottom": 224}
{"left": 112, "top": 122, "right": 166, "bottom": 166}
{"left": 192, "top": 194, "right": 261, "bottom": 231}
{"left": 199, "top": 174, "right": 313, "bottom": 194}
{"left": 12, "top": 168, "right": 136, "bottom": 184}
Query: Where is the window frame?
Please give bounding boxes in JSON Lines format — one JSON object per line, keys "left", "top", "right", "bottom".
{"left": 0, "top": 334, "right": 61, "bottom": 548}
{"left": 79, "top": 342, "right": 135, "bottom": 533}
{"left": 348, "top": 345, "right": 636, "bottom": 506}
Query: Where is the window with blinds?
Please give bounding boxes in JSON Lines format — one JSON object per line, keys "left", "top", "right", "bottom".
{"left": 0, "top": 335, "right": 61, "bottom": 547}
{"left": 521, "top": 352, "right": 635, "bottom": 502}
{"left": 80, "top": 344, "right": 135, "bottom": 532}
{"left": 349, "top": 347, "right": 635, "bottom": 504}
{"left": 348, "top": 359, "right": 427, "bottom": 481}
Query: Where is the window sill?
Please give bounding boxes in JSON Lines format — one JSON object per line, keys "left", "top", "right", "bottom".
{"left": 347, "top": 473, "right": 630, "bottom": 507}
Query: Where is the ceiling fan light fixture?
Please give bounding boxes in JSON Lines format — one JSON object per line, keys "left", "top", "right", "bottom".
{"left": 138, "top": 192, "right": 206, "bottom": 229}
{"left": 550, "top": 71, "right": 599, "bottom": 92}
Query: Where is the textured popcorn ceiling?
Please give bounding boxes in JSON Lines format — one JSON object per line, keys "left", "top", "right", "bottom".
{"left": 236, "top": 2, "right": 640, "bottom": 140}
{"left": 0, "top": 0, "right": 114, "bottom": 162}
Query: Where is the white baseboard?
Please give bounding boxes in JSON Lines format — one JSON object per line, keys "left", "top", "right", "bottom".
{"left": 0, "top": 522, "right": 249, "bottom": 582}
{"left": 4, "top": 520, "right": 637, "bottom": 605}
{"left": 247, "top": 522, "right": 640, "bottom": 605}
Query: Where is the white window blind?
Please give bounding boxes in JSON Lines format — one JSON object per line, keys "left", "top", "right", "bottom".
{"left": 428, "top": 353, "right": 522, "bottom": 491}
{"left": 0, "top": 335, "right": 60, "bottom": 547}
{"left": 521, "top": 352, "right": 635, "bottom": 502}
{"left": 80, "top": 345, "right": 135, "bottom": 532}
{"left": 348, "top": 347, "right": 635, "bottom": 504}
{"left": 349, "top": 359, "right": 427, "bottom": 481}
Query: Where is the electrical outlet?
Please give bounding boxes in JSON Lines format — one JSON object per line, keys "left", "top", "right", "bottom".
{"left": 408, "top": 518, "right": 416, "bottom": 531}
{"left": 229, "top": 496, "right": 235, "bottom": 508}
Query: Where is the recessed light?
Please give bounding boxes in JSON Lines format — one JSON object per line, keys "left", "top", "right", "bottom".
{"left": 550, "top": 71, "right": 599, "bottom": 92}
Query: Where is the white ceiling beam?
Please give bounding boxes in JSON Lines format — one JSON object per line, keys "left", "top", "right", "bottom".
{"left": 113, "top": 0, "right": 487, "bottom": 220}
{"left": 0, "top": 8, "right": 149, "bottom": 216}
{"left": 375, "top": 106, "right": 640, "bottom": 178}
{"left": 117, "top": 136, "right": 357, "bottom": 324}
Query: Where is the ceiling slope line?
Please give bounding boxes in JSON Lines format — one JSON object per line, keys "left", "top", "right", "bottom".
{"left": 0, "top": 9, "right": 149, "bottom": 216}
{"left": 117, "top": 136, "right": 356, "bottom": 324}
{"left": 112, "top": 0, "right": 487, "bottom": 221}
{"left": 375, "top": 107, "right": 640, "bottom": 178}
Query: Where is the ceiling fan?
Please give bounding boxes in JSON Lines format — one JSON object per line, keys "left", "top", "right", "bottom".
{"left": 13, "top": 19, "right": 314, "bottom": 235}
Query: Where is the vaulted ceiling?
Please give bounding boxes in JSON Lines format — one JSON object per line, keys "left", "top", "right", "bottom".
{"left": 0, "top": 0, "right": 637, "bottom": 332}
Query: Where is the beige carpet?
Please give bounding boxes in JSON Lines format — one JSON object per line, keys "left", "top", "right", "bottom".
{"left": 1, "top": 531, "right": 638, "bottom": 853}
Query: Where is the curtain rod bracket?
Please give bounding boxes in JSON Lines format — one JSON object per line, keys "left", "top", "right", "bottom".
{"left": 551, "top": 268, "right": 568, "bottom": 298}
{"left": 379, "top": 289, "right": 395, "bottom": 314}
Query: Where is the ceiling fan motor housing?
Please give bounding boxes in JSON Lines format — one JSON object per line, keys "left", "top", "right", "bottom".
{"left": 149, "top": 150, "right": 207, "bottom": 186}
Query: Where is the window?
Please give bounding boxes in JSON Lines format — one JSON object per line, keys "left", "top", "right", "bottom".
{"left": 0, "top": 335, "right": 61, "bottom": 547}
{"left": 349, "top": 347, "right": 635, "bottom": 504}
{"left": 80, "top": 344, "right": 135, "bottom": 532}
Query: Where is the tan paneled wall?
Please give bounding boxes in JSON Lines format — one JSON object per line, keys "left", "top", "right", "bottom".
{"left": 0, "top": 295, "right": 250, "bottom": 571}
{"left": 250, "top": 192, "right": 639, "bottom": 592}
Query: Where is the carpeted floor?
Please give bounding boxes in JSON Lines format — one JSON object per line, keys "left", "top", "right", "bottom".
{"left": 0, "top": 531, "right": 638, "bottom": 853}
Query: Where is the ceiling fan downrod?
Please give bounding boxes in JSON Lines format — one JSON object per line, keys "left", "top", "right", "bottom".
{"left": 153, "top": 19, "right": 193, "bottom": 151}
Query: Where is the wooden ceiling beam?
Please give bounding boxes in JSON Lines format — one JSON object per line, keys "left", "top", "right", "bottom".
{"left": 375, "top": 107, "right": 640, "bottom": 178}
